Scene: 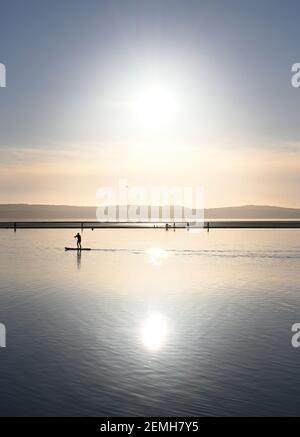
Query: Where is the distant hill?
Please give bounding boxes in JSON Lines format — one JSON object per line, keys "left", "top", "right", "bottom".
{"left": 205, "top": 205, "right": 300, "bottom": 219}
{"left": 0, "top": 204, "right": 300, "bottom": 221}
{"left": 0, "top": 204, "right": 96, "bottom": 220}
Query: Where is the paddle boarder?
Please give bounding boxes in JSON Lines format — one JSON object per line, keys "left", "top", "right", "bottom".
{"left": 74, "top": 232, "right": 82, "bottom": 250}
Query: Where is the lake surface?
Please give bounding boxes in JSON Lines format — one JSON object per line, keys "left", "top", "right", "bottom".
{"left": 0, "top": 228, "right": 300, "bottom": 416}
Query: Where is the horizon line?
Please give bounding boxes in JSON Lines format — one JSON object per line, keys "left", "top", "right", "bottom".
{"left": 1, "top": 203, "right": 300, "bottom": 210}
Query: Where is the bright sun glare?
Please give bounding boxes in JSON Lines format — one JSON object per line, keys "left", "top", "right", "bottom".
{"left": 134, "top": 82, "right": 178, "bottom": 127}
{"left": 141, "top": 313, "right": 167, "bottom": 351}
{"left": 146, "top": 247, "right": 168, "bottom": 266}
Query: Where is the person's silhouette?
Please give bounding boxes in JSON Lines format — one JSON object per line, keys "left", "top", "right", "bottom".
{"left": 74, "top": 232, "right": 82, "bottom": 250}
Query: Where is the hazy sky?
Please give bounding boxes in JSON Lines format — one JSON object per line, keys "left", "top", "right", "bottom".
{"left": 0, "top": 0, "right": 300, "bottom": 207}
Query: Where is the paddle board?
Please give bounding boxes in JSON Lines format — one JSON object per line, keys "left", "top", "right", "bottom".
{"left": 65, "top": 247, "right": 91, "bottom": 251}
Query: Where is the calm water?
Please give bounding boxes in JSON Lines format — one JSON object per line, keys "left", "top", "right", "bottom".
{"left": 0, "top": 228, "right": 300, "bottom": 416}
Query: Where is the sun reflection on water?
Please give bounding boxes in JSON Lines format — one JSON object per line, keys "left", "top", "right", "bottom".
{"left": 146, "top": 248, "right": 168, "bottom": 266}
{"left": 141, "top": 313, "right": 167, "bottom": 352}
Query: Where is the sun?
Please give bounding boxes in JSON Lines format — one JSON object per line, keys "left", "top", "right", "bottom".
{"left": 134, "top": 81, "right": 178, "bottom": 127}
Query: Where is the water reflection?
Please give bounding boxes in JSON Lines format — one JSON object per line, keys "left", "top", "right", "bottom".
{"left": 76, "top": 251, "right": 81, "bottom": 270}
{"left": 141, "top": 313, "right": 167, "bottom": 351}
{"left": 146, "top": 248, "right": 168, "bottom": 266}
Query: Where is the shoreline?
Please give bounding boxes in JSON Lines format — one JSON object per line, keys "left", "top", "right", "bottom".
{"left": 1, "top": 220, "right": 300, "bottom": 229}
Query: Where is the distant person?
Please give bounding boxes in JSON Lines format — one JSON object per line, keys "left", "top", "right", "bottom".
{"left": 74, "top": 232, "right": 82, "bottom": 250}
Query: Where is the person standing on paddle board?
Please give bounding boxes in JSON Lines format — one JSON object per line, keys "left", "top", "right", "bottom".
{"left": 74, "top": 232, "right": 82, "bottom": 250}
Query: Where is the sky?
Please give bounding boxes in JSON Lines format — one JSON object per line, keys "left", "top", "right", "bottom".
{"left": 0, "top": 0, "right": 300, "bottom": 207}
